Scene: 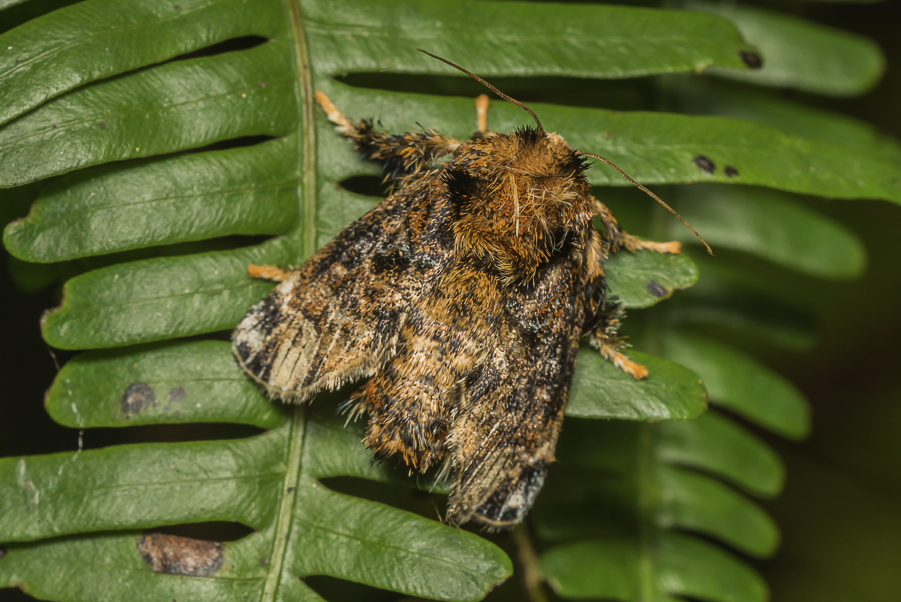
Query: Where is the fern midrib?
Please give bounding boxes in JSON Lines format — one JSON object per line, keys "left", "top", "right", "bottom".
{"left": 259, "top": 0, "right": 316, "bottom": 599}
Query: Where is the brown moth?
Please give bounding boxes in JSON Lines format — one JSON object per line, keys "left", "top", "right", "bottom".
{"left": 232, "top": 52, "right": 702, "bottom": 530}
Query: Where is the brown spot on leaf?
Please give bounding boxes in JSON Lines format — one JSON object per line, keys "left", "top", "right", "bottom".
{"left": 740, "top": 51, "right": 763, "bottom": 69}
{"left": 0, "top": 547, "right": 7, "bottom": 561}
{"left": 167, "top": 386, "right": 187, "bottom": 404}
{"left": 121, "top": 383, "right": 156, "bottom": 416}
{"left": 137, "top": 534, "right": 224, "bottom": 576}
{"left": 98, "top": 123, "right": 106, "bottom": 130}
{"left": 646, "top": 280, "right": 668, "bottom": 298}
{"left": 724, "top": 166, "right": 739, "bottom": 178}
{"left": 692, "top": 155, "right": 715, "bottom": 174}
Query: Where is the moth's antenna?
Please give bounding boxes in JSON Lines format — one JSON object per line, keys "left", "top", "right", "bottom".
{"left": 417, "top": 49, "right": 544, "bottom": 132}
{"left": 578, "top": 151, "right": 713, "bottom": 255}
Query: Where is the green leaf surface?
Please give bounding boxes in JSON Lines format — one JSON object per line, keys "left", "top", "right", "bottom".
{"left": 667, "top": 271, "right": 818, "bottom": 351}
{"left": 567, "top": 349, "right": 707, "bottom": 421}
{"left": 605, "top": 250, "right": 699, "bottom": 309}
{"left": 318, "top": 84, "right": 901, "bottom": 204}
{"left": 538, "top": 416, "right": 780, "bottom": 560}
{"left": 0, "top": 411, "right": 510, "bottom": 601}
{"left": 539, "top": 539, "right": 639, "bottom": 600}
{"left": 5, "top": 137, "right": 300, "bottom": 262}
{"left": 0, "top": 430, "right": 287, "bottom": 540}
{"left": 657, "top": 465, "right": 779, "bottom": 557}
{"left": 44, "top": 341, "right": 287, "bottom": 429}
{"left": 662, "top": 332, "right": 810, "bottom": 438}
{"left": 305, "top": 0, "right": 753, "bottom": 78}
{"left": 0, "top": 532, "right": 275, "bottom": 602}
{"left": 676, "top": 80, "right": 901, "bottom": 161}
{"left": 290, "top": 480, "right": 510, "bottom": 599}
{"left": 0, "top": 0, "right": 753, "bottom": 131}
{"left": 539, "top": 533, "right": 767, "bottom": 602}
{"left": 667, "top": 185, "right": 867, "bottom": 278}
{"left": 657, "top": 532, "right": 768, "bottom": 602}
{"left": 0, "top": 0, "right": 285, "bottom": 127}
{"left": 693, "top": 1, "right": 886, "bottom": 96}
{"left": 41, "top": 239, "right": 293, "bottom": 349}
{"left": 0, "top": 0, "right": 30, "bottom": 12}
{"left": 657, "top": 411, "right": 784, "bottom": 497}
{"left": 0, "top": 41, "right": 297, "bottom": 186}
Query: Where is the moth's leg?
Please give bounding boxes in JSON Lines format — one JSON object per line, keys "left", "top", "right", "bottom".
{"left": 588, "top": 298, "right": 648, "bottom": 380}
{"left": 246, "top": 264, "right": 293, "bottom": 282}
{"left": 315, "top": 91, "right": 462, "bottom": 181}
{"left": 592, "top": 197, "right": 681, "bottom": 254}
{"left": 475, "top": 94, "right": 490, "bottom": 133}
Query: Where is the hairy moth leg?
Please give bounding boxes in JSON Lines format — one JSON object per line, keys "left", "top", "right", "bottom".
{"left": 583, "top": 231, "right": 648, "bottom": 380}
{"left": 588, "top": 298, "right": 648, "bottom": 380}
{"left": 315, "top": 91, "right": 463, "bottom": 181}
{"left": 246, "top": 264, "right": 292, "bottom": 282}
{"left": 592, "top": 197, "right": 681, "bottom": 254}
{"left": 475, "top": 94, "right": 490, "bottom": 134}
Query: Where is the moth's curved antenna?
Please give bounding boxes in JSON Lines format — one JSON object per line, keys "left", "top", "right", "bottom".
{"left": 417, "top": 49, "right": 544, "bottom": 132}
{"left": 417, "top": 49, "right": 711, "bottom": 254}
{"left": 578, "top": 151, "right": 713, "bottom": 255}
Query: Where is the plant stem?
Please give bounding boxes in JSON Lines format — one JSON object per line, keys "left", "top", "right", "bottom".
{"left": 511, "top": 522, "right": 550, "bottom": 602}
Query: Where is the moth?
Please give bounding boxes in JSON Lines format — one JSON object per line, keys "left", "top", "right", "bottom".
{"left": 232, "top": 52, "right": 705, "bottom": 530}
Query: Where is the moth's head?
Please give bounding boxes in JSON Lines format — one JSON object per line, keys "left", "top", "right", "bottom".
{"left": 418, "top": 49, "right": 713, "bottom": 255}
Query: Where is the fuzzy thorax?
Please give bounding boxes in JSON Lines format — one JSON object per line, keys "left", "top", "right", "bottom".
{"left": 447, "top": 128, "right": 596, "bottom": 283}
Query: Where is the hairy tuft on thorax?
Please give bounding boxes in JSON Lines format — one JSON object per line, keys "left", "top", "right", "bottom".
{"left": 445, "top": 127, "right": 596, "bottom": 283}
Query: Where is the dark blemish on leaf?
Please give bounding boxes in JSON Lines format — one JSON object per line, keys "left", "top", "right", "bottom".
{"left": 121, "top": 383, "right": 156, "bottom": 416}
{"left": 167, "top": 386, "right": 187, "bottom": 404}
{"left": 173, "top": 4, "right": 180, "bottom": 9}
{"left": 260, "top": 555, "right": 269, "bottom": 568}
{"left": 724, "top": 166, "right": 739, "bottom": 178}
{"left": 286, "top": 487, "right": 294, "bottom": 494}
{"left": 4, "top": 103, "right": 9, "bottom": 108}
{"left": 137, "top": 534, "right": 224, "bottom": 576}
{"left": 98, "top": 123, "right": 106, "bottom": 130}
{"left": 259, "top": 81, "right": 266, "bottom": 88}
{"left": 604, "top": 131, "right": 612, "bottom": 139}
{"left": 647, "top": 280, "right": 668, "bottom": 298}
{"left": 740, "top": 51, "right": 763, "bottom": 69}
{"left": 692, "top": 155, "right": 715, "bottom": 174}
{"left": 0, "top": 547, "right": 6, "bottom": 561}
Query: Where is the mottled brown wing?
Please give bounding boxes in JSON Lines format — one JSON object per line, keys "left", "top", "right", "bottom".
{"left": 358, "top": 260, "right": 504, "bottom": 471}
{"left": 446, "top": 257, "right": 586, "bottom": 529}
{"left": 232, "top": 183, "right": 447, "bottom": 401}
